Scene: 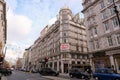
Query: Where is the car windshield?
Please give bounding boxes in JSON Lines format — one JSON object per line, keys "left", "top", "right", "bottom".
{"left": 107, "top": 69, "right": 115, "bottom": 74}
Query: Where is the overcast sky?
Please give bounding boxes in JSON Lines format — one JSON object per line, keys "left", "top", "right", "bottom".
{"left": 4, "top": 0, "right": 83, "bottom": 64}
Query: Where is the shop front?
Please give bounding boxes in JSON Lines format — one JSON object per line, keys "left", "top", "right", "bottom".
{"left": 106, "top": 48, "right": 120, "bottom": 73}
{"left": 71, "top": 64, "right": 91, "bottom": 72}
{"left": 92, "top": 51, "right": 111, "bottom": 69}
{"left": 114, "top": 54, "right": 120, "bottom": 73}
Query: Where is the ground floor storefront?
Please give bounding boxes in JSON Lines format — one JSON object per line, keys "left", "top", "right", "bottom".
{"left": 91, "top": 47, "right": 120, "bottom": 73}
{"left": 38, "top": 53, "right": 91, "bottom": 73}
{"left": 113, "top": 54, "right": 120, "bottom": 73}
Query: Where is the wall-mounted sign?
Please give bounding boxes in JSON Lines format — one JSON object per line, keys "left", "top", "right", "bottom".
{"left": 60, "top": 44, "right": 69, "bottom": 51}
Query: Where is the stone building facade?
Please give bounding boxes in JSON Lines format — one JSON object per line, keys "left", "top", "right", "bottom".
{"left": 82, "top": 0, "right": 120, "bottom": 73}
{"left": 30, "top": 5, "right": 90, "bottom": 73}
{"left": 16, "top": 58, "right": 23, "bottom": 70}
{"left": 0, "top": 0, "right": 7, "bottom": 55}
{"left": 22, "top": 49, "right": 29, "bottom": 71}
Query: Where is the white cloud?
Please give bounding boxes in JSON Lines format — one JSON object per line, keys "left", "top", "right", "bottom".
{"left": 7, "top": 9, "right": 32, "bottom": 43}
{"left": 5, "top": 0, "right": 84, "bottom": 63}
{"left": 5, "top": 49, "right": 18, "bottom": 61}
{"left": 5, "top": 8, "right": 33, "bottom": 61}
{"left": 5, "top": 44, "right": 24, "bottom": 62}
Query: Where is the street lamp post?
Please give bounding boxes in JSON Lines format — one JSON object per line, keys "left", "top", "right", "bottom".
{"left": 113, "top": 0, "right": 120, "bottom": 27}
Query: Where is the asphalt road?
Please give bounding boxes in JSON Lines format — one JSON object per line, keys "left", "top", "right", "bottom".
{"left": 6, "top": 70, "right": 50, "bottom": 80}
{"left": 6, "top": 70, "right": 94, "bottom": 80}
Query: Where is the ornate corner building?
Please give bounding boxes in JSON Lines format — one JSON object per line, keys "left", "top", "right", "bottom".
{"left": 29, "top": 5, "right": 91, "bottom": 73}
{"left": 82, "top": 0, "right": 120, "bottom": 73}
{"left": 0, "top": 0, "right": 7, "bottom": 63}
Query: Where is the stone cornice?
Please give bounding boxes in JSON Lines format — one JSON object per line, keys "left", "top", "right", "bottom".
{"left": 82, "top": 0, "right": 99, "bottom": 13}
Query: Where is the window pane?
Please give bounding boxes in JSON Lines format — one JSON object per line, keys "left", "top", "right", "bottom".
{"left": 116, "top": 33, "right": 120, "bottom": 44}
{"left": 108, "top": 0, "right": 113, "bottom": 3}
{"left": 94, "top": 27, "right": 97, "bottom": 35}
{"left": 107, "top": 36, "right": 113, "bottom": 46}
{"left": 100, "top": 0, "right": 105, "bottom": 9}
{"left": 104, "top": 21, "right": 109, "bottom": 31}
{"left": 113, "top": 17, "right": 119, "bottom": 27}
{"left": 102, "top": 11, "right": 107, "bottom": 19}
{"left": 110, "top": 7, "right": 115, "bottom": 15}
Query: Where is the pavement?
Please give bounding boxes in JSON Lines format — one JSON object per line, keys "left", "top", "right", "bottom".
{"left": 1, "top": 76, "right": 7, "bottom": 80}
{"left": 41, "top": 73, "right": 95, "bottom": 80}
{"left": 1, "top": 72, "right": 68, "bottom": 80}
{"left": 42, "top": 76, "right": 69, "bottom": 80}
{"left": 41, "top": 73, "right": 69, "bottom": 80}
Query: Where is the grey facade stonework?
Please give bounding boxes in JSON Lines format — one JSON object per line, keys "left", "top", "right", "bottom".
{"left": 82, "top": 0, "right": 120, "bottom": 73}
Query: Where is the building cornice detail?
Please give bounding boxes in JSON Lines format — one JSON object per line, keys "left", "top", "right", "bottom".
{"left": 82, "top": 0, "right": 99, "bottom": 13}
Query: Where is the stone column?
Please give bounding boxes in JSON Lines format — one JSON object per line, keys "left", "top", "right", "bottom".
{"left": 52, "top": 61, "right": 54, "bottom": 70}
{"left": 89, "top": 54, "right": 95, "bottom": 71}
{"left": 61, "top": 61, "right": 64, "bottom": 73}
{"left": 109, "top": 55, "right": 116, "bottom": 70}
{"left": 69, "top": 60, "right": 72, "bottom": 69}
{"left": 75, "top": 60, "right": 77, "bottom": 64}
{"left": 109, "top": 55, "right": 115, "bottom": 67}
{"left": 48, "top": 62, "right": 50, "bottom": 68}
{"left": 57, "top": 61, "right": 59, "bottom": 71}
{"left": 115, "top": 59, "right": 119, "bottom": 73}
{"left": 90, "top": 58, "right": 95, "bottom": 71}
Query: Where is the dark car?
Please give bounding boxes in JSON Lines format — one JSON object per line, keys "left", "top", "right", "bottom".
{"left": 69, "top": 68, "right": 90, "bottom": 80}
{"left": 31, "top": 69, "right": 38, "bottom": 73}
{"left": 39, "top": 68, "right": 59, "bottom": 76}
{"left": 93, "top": 68, "right": 120, "bottom": 80}
{"left": 0, "top": 68, "right": 12, "bottom": 76}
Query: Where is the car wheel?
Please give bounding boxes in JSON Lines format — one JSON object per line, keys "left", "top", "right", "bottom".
{"left": 70, "top": 74, "right": 73, "bottom": 78}
{"left": 81, "top": 76, "right": 85, "bottom": 79}
{"left": 95, "top": 77, "right": 99, "bottom": 80}
{"left": 52, "top": 73, "right": 57, "bottom": 76}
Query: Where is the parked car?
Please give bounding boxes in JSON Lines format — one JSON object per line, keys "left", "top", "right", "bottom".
{"left": 39, "top": 68, "right": 59, "bottom": 76}
{"left": 7, "top": 68, "right": 12, "bottom": 75}
{"left": 69, "top": 68, "right": 90, "bottom": 80}
{"left": 93, "top": 68, "right": 120, "bottom": 80}
{"left": 31, "top": 69, "right": 38, "bottom": 73}
{"left": 11, "top": 68, "right": 14, "bottom": 71}
{"left": 0, "top": 68, "right": 12, "bottom": 76}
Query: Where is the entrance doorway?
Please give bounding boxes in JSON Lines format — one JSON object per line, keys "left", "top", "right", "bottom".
{"left": 64, "top": 64, "right": 68, "bottom": 73}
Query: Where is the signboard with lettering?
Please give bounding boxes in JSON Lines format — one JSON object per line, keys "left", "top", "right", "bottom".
{"left": 60, "top": 44, "right": 69, "bottom": 51}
